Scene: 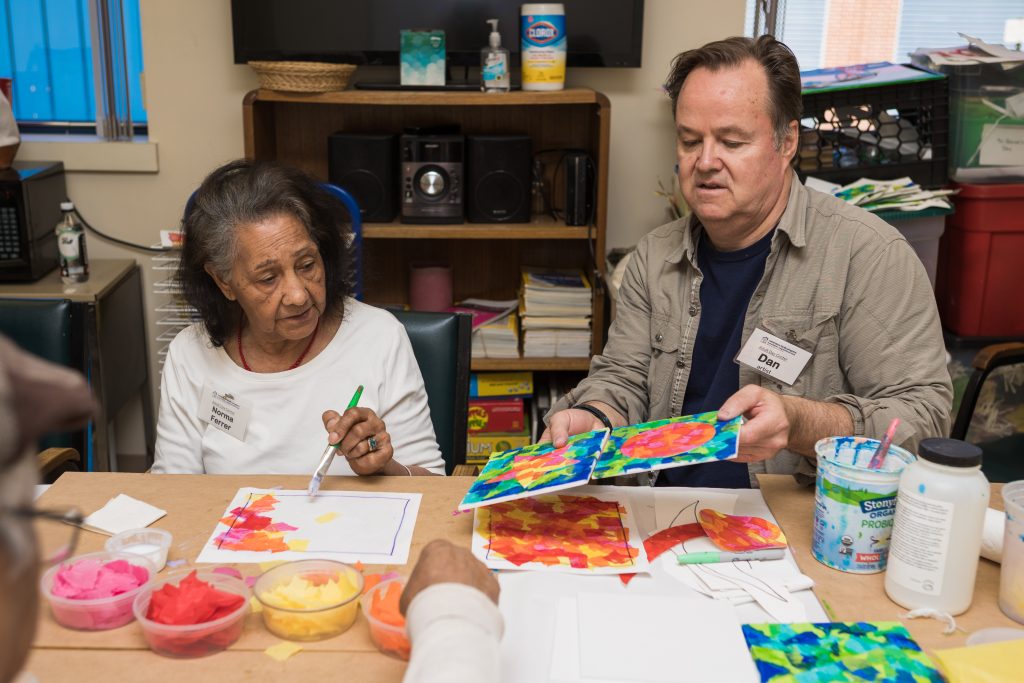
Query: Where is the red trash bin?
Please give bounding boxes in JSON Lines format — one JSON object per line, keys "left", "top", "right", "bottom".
{"left": 937, "top": 183, "right": 1024, "bottom": 337}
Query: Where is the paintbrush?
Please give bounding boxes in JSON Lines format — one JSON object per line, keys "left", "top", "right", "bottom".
{"left": 307, "top": 384, "right": 363, "bottom": 496}
{"left": 867, "top": 418, "right": 900, "bottom": 469}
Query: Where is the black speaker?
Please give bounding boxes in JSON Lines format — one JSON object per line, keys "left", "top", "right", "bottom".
{"left": 327, "top": 133, "right": 398, "bottom": 222}
{"left": 466, "top": 135, "right": 532, "bottom": 223}
{"left": 564, "top": 150, "right": 595, "bottom": 227}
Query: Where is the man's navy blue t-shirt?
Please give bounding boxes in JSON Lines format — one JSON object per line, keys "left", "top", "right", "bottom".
{"left": 657, "top": 227, "right": 775, "bottom": 489}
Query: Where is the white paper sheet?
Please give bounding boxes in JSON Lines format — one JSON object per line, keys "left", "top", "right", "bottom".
{"left": 550, "top": 598, "right": 633, "bottom": 683}
{"left": 195, "top": 488, "right": 420, "bottom": 564}
{"left": 471, "top": 488, "right": 649, "bottom": 575}
{"left": 81, "top": 494, "right": 166, "bottom": 536}
{"left": 575, "top": 592, "right": 759, "bottom": 683}
{"left": 496, "top": 488, "right": 828, "bottom": 683}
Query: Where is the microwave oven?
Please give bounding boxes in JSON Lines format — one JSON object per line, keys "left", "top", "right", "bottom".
{"left": 0, "top": 160, "right": 66, "bottom": 282}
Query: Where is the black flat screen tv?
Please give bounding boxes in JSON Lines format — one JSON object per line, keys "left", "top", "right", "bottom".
{"left": 231, "top": 0, "right": 644, "bottom": 68}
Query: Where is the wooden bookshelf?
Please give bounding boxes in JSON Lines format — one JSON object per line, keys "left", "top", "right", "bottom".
{"left": 363, "top": 218, "right": 593, "bottom": 240}
{"left": 242, "top": 87, "right": 610, "bottom": 364}
{"left": 471, "top": 357, "right": 592, "bottom": 372}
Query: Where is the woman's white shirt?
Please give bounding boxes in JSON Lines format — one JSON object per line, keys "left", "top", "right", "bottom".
{"left": 152, "top": 299, "right": 444, "bottom": 475}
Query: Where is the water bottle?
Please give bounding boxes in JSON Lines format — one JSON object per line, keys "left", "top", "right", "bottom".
{"left": 56, "top": 201, "right": 89, "bottom": 284}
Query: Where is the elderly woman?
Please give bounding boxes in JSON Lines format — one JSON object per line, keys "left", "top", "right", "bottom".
{"left": 153, "top": 159, "right": 443, "bottom": 475}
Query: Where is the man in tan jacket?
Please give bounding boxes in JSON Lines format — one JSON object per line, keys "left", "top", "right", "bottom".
{"left": 545, "top": 36, "right": 951, "bottom": 488}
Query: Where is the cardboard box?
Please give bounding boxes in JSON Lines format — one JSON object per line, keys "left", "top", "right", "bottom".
{"left": 469, "top": 372, "right": 534, "bottom": 398}
{"left": 468, "top": 398, "right": 525, "bottom": 434}
{"left": 466, "top": 430, "right": 531, "bottom": 465}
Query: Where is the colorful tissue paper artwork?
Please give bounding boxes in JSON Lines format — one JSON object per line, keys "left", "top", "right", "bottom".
{"left": 195, "top": 488, "right": 421, "bottom": 565}
{"left": 699, "top": 509, "right": 787, "bottom": 552}
{"left": 472, "top": 491, "right": 649, "bottom": 575}
{"left": 742, "top": 622, "right": 944, "bottom": 683}
{"left": 620, "top": 522, "right": 706, "bottom": 585}
{"left": 458, "top": 430, "right": 608, "bottom": 510}
{"left": 592, "top": 412, "right": 741, "bottom": 480}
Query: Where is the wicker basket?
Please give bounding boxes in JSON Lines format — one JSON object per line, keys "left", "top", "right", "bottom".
{"left": 248, "top": 61, "right": 356, "bottom": 93}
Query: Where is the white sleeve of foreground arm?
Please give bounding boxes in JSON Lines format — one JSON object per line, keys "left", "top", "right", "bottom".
{"left": 402, "top": 583, "right": 504, "bottom": 683}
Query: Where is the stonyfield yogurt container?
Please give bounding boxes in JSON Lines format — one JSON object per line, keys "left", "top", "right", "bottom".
{"left": 812, "top": 436, "right": 915, "bottom": 573}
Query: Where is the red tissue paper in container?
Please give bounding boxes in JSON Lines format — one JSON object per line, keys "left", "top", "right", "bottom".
{"left": 136, "top": 569, "right": 249, "bottom": 658}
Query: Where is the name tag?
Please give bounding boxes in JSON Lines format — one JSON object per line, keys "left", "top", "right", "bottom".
{"left": 198, "top": 384, "right": 252, "bottom": 441}
{"left": 735, "top": 327, "right": 812, "bottom": 386}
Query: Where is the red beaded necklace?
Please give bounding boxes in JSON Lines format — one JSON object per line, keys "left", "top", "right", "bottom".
{"left": 237, "top": 319, "right": 319, "bottom": 372}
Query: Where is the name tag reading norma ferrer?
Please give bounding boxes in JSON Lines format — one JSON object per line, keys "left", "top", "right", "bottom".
{"left": 198, "top": 384, "right": 252, "bottom": 440}
{"left": 735, "top": 327, "right": 812, "bottom": 386}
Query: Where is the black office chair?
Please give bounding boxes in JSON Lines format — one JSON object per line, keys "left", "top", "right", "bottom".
{"left": 390, "top": 310, "right": 472, "bottom": 475}
{"left": 0, "top": 298, "right": 87, "bottom": 479}
{"left": 951, "top": 342, "right": 1024, "bottom": 483}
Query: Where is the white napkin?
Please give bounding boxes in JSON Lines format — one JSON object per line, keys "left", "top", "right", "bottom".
{"left": 81, "top": 494, "right": 166, "bottom": 536}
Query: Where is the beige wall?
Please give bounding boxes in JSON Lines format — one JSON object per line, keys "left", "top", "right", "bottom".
{"left": 70, "top": 0, "right": 746, "bottom": 458}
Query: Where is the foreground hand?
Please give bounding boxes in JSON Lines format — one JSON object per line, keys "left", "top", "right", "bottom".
{"left": 717, "top": 384, "right": 790, "bottom": 463}
{"left": 400, "top": 539, "right": 499, "bottom": 615}
{"left": 0, "top": 336, "right": 96, "bottom": 458}
{"left": 321, "top": 407, "right": 394, "bottom": 475}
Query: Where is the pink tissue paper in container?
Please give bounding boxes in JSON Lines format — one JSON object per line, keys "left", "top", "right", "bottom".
{"left": 40, "top": 551, "right": 154, "bottom": 630}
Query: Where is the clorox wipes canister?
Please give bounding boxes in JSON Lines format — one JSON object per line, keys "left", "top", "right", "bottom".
{"left": 521, "top": 3, "right": 566, "bottom": 91}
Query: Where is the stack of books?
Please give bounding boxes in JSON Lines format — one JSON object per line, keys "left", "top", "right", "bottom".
{"left": 520, "top": 268, "right": 592, "bottom": 358}
{"left": 445, "top": 299, "right": 520, "bottom": 359}
{"left": 466, "top": 372, "right": 534, "bottom": 466}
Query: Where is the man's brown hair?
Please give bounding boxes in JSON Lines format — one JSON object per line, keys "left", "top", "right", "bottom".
{"left": 664, "top": 35, "right": 802, "bottom": 148}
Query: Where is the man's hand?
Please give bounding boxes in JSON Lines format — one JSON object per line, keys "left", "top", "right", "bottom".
{"left": 717, "top": 384, "right": 791, "bottom": 463}
{"left": 718, "top": 384, "right": 855, "bottom": 460}
{"left": 0, "top": 336, "right": 96, "bottom": 460}
{"left": 400, "top": 539, "right": 499, "bottom": 615}
{"left": 540, "top": 402, "right": 625, "bottom": 448}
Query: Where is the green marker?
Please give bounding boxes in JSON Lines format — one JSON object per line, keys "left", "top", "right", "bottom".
{"left": 676, "top": 549, "right": 785, "bottom": 565}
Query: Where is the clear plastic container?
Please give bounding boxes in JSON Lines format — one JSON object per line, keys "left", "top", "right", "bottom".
{"left": 254, "top": 560, "right": 363, "bottom": 641}
{"left": 105, "top": 528, "right": 172, "bottom": 572}
{"left": 885, "top": 438, "right": 990, "bottom": 615}
{"left": 999, "top": 480, "right": 1024, "bottom": 624}
{"left": 133, "top": 569, "right": 249, "bottom": 658}
{"left": 40, "top": 551, "right": 154, "bottom": 630}
{"left": 361, "top": 577, "right": 410, "bottom": 660}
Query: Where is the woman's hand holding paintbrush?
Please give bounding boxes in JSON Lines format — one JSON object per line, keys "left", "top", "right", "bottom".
{"left": 320, "top": 386, "right": 398, "bottom": 476}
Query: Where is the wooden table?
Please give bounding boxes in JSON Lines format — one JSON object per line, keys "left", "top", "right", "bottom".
{"left": 24, "top": 473, "right": 1020, "bottom": 681}
{"left": 758, "top": 474, "right": 1018, "bottom": 654}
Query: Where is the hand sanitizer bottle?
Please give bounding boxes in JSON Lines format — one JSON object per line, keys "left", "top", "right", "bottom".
{"left": 481, "top": 19, "right": 510, "bottom": 92}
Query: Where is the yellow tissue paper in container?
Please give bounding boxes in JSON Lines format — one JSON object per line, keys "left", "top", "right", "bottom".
{"left": 933, "top": 640, "right": 1024, "bottom": 683}
{"left": 254, "top": 560, "right": 363, "bottom": 641}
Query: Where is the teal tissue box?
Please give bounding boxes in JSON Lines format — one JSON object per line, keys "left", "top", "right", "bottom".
{"left": 401, "top": 30, "right": 445, "bottom": 86}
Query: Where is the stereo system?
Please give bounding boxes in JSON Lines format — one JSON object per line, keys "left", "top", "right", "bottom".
{"left": 327, "top": 133, "right": 398, "bottom": 223}
{"left": 400, "top": 134, "right": 464, "bottom": 224}
{"left": 466, "top": 135, "right": 532, "bottom": 223}
{"left": 326, "top": 132, "right": 543, "bottom": 225}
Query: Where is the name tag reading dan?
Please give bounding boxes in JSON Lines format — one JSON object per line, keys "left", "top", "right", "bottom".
{"left": 198, "top": 384, "right": 252, "bottom": 441}
{"left": 735, "top": 327, "right": 812, "bottom": 386}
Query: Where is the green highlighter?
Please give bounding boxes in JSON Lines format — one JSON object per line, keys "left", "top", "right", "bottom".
{"left": 307, "top": 384, "right": 364, "bottom": 497}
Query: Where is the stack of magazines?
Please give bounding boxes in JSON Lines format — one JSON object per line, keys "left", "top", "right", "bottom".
{"left": 520, "top": 268, "right": 592, "bottom": 358}
{"left": 445, "top": 299, "right": 519, "bottom": 359}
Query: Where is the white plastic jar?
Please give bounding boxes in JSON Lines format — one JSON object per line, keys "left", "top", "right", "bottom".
{"left": 885, "top": 438, "right": 990, "bottom": 615}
